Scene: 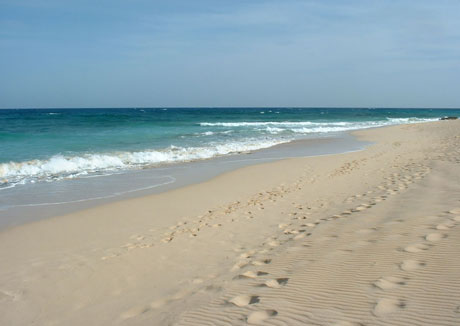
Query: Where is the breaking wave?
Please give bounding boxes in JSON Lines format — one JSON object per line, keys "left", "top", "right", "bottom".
{"left": 0, "top": 139, "right": 287, "bottom": 187}
{"left": 199, "top": 117, "right": 436, "bottom": 128}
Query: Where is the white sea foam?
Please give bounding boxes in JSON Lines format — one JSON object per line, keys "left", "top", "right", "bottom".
{"left": 200, "top": 121, "right": 316, "bottom": 127}
{"left": 234, "top": 118, "right": 436, "bottom": 135}
{"left": 199, "top": 118, "right": 435, "bottom": 128}
{"left": 0, "top": 139, "right": 288, "bottom": 186}
{"left": 195, "top": 130, "right": 233, "bottom": 136}
{"left": 202, "top": 131, "right": 215, "bottom": 136}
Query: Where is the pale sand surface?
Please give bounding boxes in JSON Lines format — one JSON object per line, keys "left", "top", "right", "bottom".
{"left": 1, "top": 121, "right": 460, "bottom": 325}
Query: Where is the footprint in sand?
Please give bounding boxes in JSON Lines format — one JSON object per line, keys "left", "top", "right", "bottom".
{"left": 403, "top": 243, "right": 430, "bottom": 253}
{"left": 240, "top": 251, "right": 256, "bottom": 259}
{"left": 352, "top": 206, "right": 367, "bottom": 212}
{"left": 235, "top": 270, "right": 269, "bottom": 279}
{"left": 400, "top": 259, "right": 425, "bottom": 271}
{"left": 293, "top": 233, "right": 308, "bottom": 240}
{"left": 247, "top": 309, "right": 278, "bottom": 325}
{"left": 162, "top": 236, "right": 174, "bottom": 243}
{"left": 373, "top": 298, "right": 405, "bottom": 317}
{"left": 374, "top": 276, "right": 406, "bottom": 290}
{"left": 267, "top": 240, "right": 280, "bottom": 247}
{"left": 252, "top": 259, "right": 272, "bottom": 266}
{"left": 231, "top": 261, "right": 249, "bottom": 271}
{"left": 228, "top": 295, "right": 260, "bottom": 307}
{"left": 259, "top": 278, "right": 289, "bottom": 288}
{"left": 425, "top": 233, "right": 446, "bottom": 242}
{"left": 436, "top": 221, "right": 455, "bottom": 230}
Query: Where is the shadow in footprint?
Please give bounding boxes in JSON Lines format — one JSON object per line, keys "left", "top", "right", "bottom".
{"left": 257, "top": 278, "right": 289, "bottom": 288}
{"left": 228, "top": 295, "right": 260, "bottom": 307}
{"left": 234, "top": 271, "right": 269, "bottom": 280}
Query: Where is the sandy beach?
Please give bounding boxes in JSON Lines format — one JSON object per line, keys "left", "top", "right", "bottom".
{"left": 1, "top": 120, "right": 460, "bottom": 325}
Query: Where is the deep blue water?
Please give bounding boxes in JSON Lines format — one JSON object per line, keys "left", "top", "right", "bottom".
{"left": 0, "top": 107, "right": 458, "bottom": 187}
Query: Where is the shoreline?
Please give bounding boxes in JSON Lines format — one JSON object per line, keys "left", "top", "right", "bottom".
{"left": 0, "top": 131, "right": 368, "bottom": 230}
{"left": 1, "top": 120, "right": 460, "bottom": 325}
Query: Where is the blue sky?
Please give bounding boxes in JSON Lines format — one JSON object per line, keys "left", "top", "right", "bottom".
{"left": 1, "top": 0, "right": 459, "bottom": 108}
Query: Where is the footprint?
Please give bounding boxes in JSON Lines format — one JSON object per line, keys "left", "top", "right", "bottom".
{"left": 252, "top": 259, "right": 272, "bottom": 266}
{"left": 259, "top": 278, "right": 289, "bottom": 288}
{"left": 161, "top": 236, "right": 173, "bottom": 243}
{"left": 425, "top": 233, "right": 446, "bottom": 242}
{"left": 247, "top": 309, "right": 278, "bottom": 325}
{"left": 293, "top": 233, "right": 307, "bottom": 240}
{"left": 228, "top": 295, "right": 260, "bottom": 307}
{"left": 231, "top": 261, "right": 249, "bottom": 271}
{"left": 374, "top": 276, "right": 406, "bottom": 290}
{"left": 267, "top": 240, "right": 280, "bottom": 247}
{"left": 235, "top": 271, "right": 269, "bottom": 279}
{"left": 400, "top": 259, "right": 425, "bottom": 271}
{"left": 373, "top": 298, "right": 405, "bottom": 316}
{"left": 436, "top": 221, "right": 455, "bottom": 230}
{"left": 240, "top": 251, "right": 255, "bottom": 259}
{"left": 404, "top": 243, "right": 429, "bottom": 253}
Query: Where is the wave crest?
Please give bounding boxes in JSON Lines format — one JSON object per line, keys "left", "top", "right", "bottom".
{"left": 0, "top": 139, "right": 287, "bottom": 186}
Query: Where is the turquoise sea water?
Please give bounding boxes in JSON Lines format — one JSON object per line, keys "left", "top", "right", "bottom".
{"left": 0, "top": 107, "right": 459, "bottom": 188}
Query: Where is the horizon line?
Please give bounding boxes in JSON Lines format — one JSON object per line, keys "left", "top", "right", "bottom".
{"left": 1, "top": 106, "right": 460, "bottom": 110}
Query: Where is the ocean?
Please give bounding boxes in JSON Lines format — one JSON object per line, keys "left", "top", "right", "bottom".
{"left": 1, "top": 107, "right": 457, "bottom": 190}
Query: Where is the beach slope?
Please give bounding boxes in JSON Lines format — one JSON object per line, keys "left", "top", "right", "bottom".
{"left": 1, "top": 120, "right": 460, "bottom": 325}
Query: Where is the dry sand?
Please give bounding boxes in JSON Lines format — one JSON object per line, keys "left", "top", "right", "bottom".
{"left": 1, "top": 120, "right": 460, "bottom": 325}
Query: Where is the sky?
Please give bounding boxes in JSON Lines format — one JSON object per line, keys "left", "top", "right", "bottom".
{"left": 0, "top": 0, "right": 459, "bottom": 108}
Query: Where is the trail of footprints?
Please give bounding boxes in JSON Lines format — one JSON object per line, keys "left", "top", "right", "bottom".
{"left": 371, "top": 208, "right": 460, "bottom": 319}
{"left": 114, "top": 160, "right": 436, "bottom": 322}
{"left": 112, "top": 157, "right": 445, "bottom": 323}
{"left": 114, "top": 128, "right": 460, "bottom": 323}
{"left": 173, "top": 209, "right": 460, "bottom": 325}
{"left": 101, "top": 173, "right": 317, "bottom": 260}
{"left": 101, "top": 159, "right": 430, "bottom": 262}
{"left": 170, "top": 163, "right": 438, "bottom": 325}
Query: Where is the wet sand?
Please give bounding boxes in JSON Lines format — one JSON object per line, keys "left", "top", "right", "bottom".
{"left": 1, "top": 120, "right": 460, "bottom": 325}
